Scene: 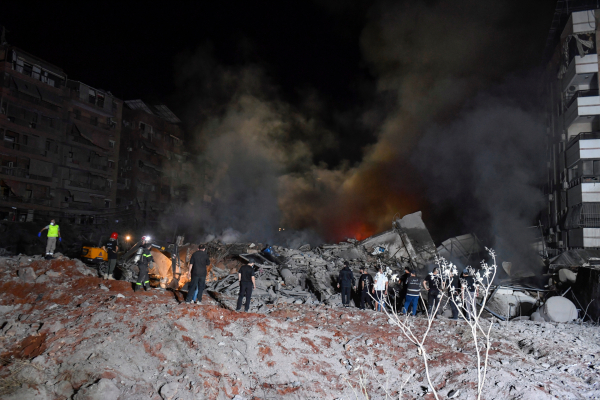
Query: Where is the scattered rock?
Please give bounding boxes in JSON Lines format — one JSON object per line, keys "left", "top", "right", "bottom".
{"left": 35, "top": 275, "right": 49, "bottom": 283}
{"left": 74, "top": 378, "right": 120, "bottom": 400}
{"left": 160, "top": 382, "right": 179, "bottom": 400}
{"left": 54, "top": 381, "right": 74, "bottom": 398}
{"left": 46, "top": 270, "right": 61, "bottom": 277}
{"left": 116, "top": 293, "right": 125, "bottom": 298}
{"left": 18, "top": 267, "right": 37, "bottom": 282}
{"left": 99, "top": 284, "right": 109, "bottom": 291}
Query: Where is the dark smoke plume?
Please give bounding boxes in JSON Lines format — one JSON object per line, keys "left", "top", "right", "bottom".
{"left": 167, "top": 0, "right": 548, "bottom": 260}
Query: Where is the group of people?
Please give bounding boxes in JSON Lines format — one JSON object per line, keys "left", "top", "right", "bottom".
{"left": 184, "top": 244, "right": 255, "bottom": 312}
{"left": 337, "top": 262, "right": 479, "bottom": 320}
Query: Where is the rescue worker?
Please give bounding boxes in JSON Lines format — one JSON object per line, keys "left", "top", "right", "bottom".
{"left": 448, "top": 269, "right": 461, "bottom": 320}
{"left": 38, "top": 219, "right": 61, "bottom": 258}
{"left": 102, "top": 232, "right": 119, "bottom": 280}
{"left": 358, "top": 267, "right": 374, "bottom": 310}
{"left": 423, "top": 267, "right": 442, "bottom": 317}
{"left": 372, "top": 266, "right": 388, "bottom": 312}
{"left": 402, "top": 269, "right": 421, "bottom": 316}
{"left": 398, "top": 266, "right": 411, "bottom": 309}
{"left": 185, "top": 244, "right": 210, "bottom": 304}
{"left": 135, "top": 243, "right": 153, "bottom": 292}
{"left": 337, "top": 261, "right": 355, "bottom": 308}
{"left": 236, "top": 261, "right": 256, "bottom": 312}
{"left": 461, "top": 268, "right": 477, "bottom": 321}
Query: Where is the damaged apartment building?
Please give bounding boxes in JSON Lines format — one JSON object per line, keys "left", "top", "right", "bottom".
{"left": 543, "top": 1, "right": 600, "bottom": 319}
{"left": 117, "top": 100, "right": 199, "bottom": 229}
{"left": 0, "top": 43, "right": 122, "bottom": 225}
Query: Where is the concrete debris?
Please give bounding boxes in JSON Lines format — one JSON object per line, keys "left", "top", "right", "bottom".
{"left": 159, "top": 382, "right": 179, "bottom": 400}
{"left": 486, "top": 289, "right": 538, "bottom": 319}
{"left": 18, "top": 267, "right": 37, "bottom": 283}
{"left": 73, "top": 378, "right": 120, "bottom": 400}
{"left": 558, "top": 268, "right": 577, "bottom": 283}
{"left": 201, "top": 212, "right": 438, "bottom": 311}
{"left": 537, "top": 296, "right": 578, "bottom": 323}
{"left": 0, "top": 253, "right": 598, "bottom": 399}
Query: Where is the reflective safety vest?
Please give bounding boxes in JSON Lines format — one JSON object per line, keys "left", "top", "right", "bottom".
{"left": 48, "top": 224, "right": 59, "bottom": 237}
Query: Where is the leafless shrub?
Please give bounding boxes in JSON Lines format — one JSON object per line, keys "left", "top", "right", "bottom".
{"left": 361, "top": 249, "right": 498, "bottom": 400}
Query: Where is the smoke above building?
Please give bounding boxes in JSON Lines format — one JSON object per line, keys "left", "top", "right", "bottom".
{"left": 168, "top": 0, "right": 548, "bottom": 264}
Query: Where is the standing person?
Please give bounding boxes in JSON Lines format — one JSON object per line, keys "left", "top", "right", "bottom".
{"left": 402, "top": 269, "right": 421, "bottom": 316}
{"left": 337, "top": 261, "right": 355, "bottom": 308}
{"left": 448, "top": 269, "right": 461, "bottom": 320}
{"left": 423, "top": 267, "right": 442, "bottom": 317}
{"left": 461, "top": 268, "right": 478, "bottom": 321}
{"left": 236, "top": 261, "right": 256, "bottom": 312}
{"left": 102, "top": 232, "right": 119, "bottom": 280}
{"left": 136, "top": 243, "right": 153, "bottom": 292}
{"left": 38, "top": 219, "right": 61, "bottom": 258}
{"left": 397, "top": 266, "right": 411, "bottom": 310}
{"left": 372, "top": 266, "right": 388, "bottom": 312}
{"left": 358, "top": 267, "right": 374, "bottom": 310}
{"left": 185, "top": 244, "right": 210, "bottom": 304}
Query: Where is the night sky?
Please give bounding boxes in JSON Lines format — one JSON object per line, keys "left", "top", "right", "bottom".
{"left": 2, "top": 1, "right": 562, "bottom": 246}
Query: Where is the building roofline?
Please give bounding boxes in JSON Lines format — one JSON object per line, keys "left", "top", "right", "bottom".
{"left": 4, "top": 44, "right": 65, "bottom": 74}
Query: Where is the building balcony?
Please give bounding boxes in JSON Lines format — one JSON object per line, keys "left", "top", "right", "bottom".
{"left": 0, "top": 195, "right": 53, "bottom": 208}
{"left": 566, "top": 133, "right": 600, "bottom": 167}
{"left": 562, "top": 54, "right": 598, "bottom": 93}
{"left": 63, "top": 180, "right": 106, "bottom": 193}
{"left": 564, "top": 91, "right": 600, "bottom": 127}
{"left": 0, "top": 166, "right": 53, "bottom": 183}
{"left": 568, "top": 180, "right": 600, "bottom": 205}
{"left": 568, "top": 228, "right": 600, "bottom": 248}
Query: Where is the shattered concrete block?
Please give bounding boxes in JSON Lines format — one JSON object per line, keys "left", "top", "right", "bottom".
{"left": 539, "top": 297, "right": 578, "bottom": 323}
{"left": 18, "top": 267, "right": 37, "bottom": 283}
{"left": 530, "top": 312, "right": 544, "bottom": 322}
{"left": 35, "top": 275, "right": 49, "bottom": 284}
{"left": 46, "top": 270, "right": 61, "bottom": 278}
{"left": 74, "top": 378, "right": 120, "bottom": 400}
{"left": 558, "top": 269, "right": 577, "bottom": 283}
{"left": 159, "top": 382, "right": 179, "bottom": 400}
{"left": 54, "top": 381, "right": 74, "bottom": 399}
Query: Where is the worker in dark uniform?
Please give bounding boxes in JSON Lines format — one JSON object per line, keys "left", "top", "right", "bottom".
{"left": 102, "top": 232, "right": 119, "bottom": 280}
{"left": 461, "top": 268, "right": 478, "bottom": 321}
{"left": 448, "top": 269, "right": 461, "bottom": 320}
{"left": 398, "top": 266, "right": 411, "bottom": 309}
{"left": 337, "top": 261, "right": 355, "bottom": 308}
{"left": 185, "top": 244, "right": 210, "bottom": 304}
{"left": 402, "top": 269, "right": 421, "bottom": 316}
{"left": 136, "top": 243, "right": 153, "bottom": 292}
{"left": 358, "top": 267, "right": 374, "bottom": 310}
{"left": 236, "top": 261, "right": 256, "bottom": 312}
{"left": 423, "top": 267, "right": 442, "bottom": 317}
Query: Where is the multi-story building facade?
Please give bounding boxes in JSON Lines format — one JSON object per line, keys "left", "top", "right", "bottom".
{"left": 117, "top": 100, "right": 188, "bottom": 229}
{"left": 543, "top": 6, "right": 600, "bottom": 250}
{"left": 0, "top": 44, "right": 122, "bottom": 224}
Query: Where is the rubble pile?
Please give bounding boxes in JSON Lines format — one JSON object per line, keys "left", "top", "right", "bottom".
{"left": 200, "top": 212, "right": 439, "bottom": 311}
{"left": 0, "top": 254, "right": 599, "bottom": 399}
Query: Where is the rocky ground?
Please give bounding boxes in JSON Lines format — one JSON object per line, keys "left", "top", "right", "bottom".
{"left": 0, "top": 255, "right": 599, "bottom": 400}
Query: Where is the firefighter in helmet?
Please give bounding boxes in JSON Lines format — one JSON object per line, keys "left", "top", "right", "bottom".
{"left": 102, "top": 232, "right": 119, "bottom": 280}
{"left": 136, "top": 243, "right": 153, "bottom": 292}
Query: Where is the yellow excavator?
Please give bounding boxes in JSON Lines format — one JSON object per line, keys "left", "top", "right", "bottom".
{"left": 81, "top": 245, "right": 108, "bottom": 265}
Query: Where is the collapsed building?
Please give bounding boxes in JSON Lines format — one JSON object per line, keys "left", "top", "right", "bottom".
{"left": 106, "top": 212, "right": 577, "bottom": 322}
{"left": 120, "top": 212, "right": 438, "bottom": 311}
